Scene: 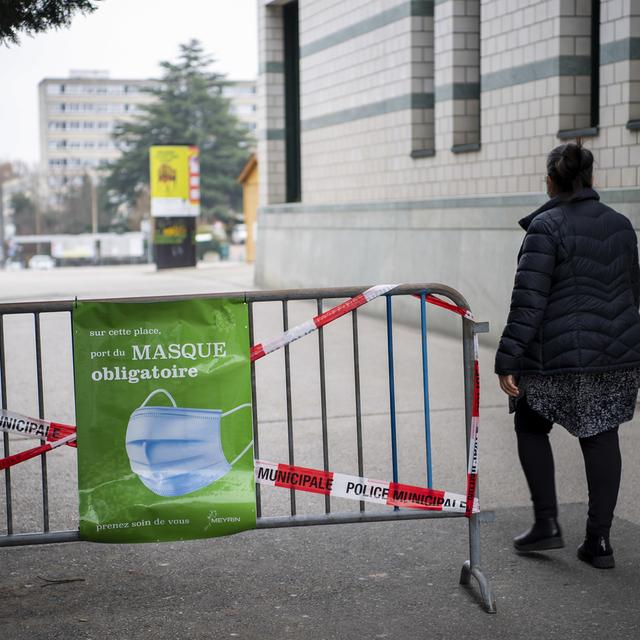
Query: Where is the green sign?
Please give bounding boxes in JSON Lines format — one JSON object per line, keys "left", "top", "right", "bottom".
{"left": 154, "top": 219, "right": 189, "bottom": 245}
{"left": 73, "top": 298, "right": 256, "bottom": 543}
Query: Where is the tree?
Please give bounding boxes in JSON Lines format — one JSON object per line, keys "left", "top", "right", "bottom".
{"left": 51, "top": 175, "right": 93, "bottom": 234}
{"left": 10, "top": 192, "right": 37, "bottom": 235}
{"left": 103, "top": 39, "right": 251, "bottom": 224}
{"left": 63, "top": 175, "right": 93, "bottom": 233}
{"left": 0, "top": 0, "right": 99, "bottom": 45}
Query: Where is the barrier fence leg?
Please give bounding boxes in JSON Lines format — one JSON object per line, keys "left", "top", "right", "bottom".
{"left": 459, "top": 317, "right": 497, "bottom": 613}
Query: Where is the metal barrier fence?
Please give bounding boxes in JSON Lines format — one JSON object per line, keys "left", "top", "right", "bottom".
{"left": 0, "top": 283, "right": 496, "bottom": 613}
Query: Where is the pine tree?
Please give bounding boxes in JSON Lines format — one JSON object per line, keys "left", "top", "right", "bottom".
{"left": 103, "top": 40, "right": 252, "bottom": 224}
{"left": 0, "top": 0, "right": 99, "bottom": 44}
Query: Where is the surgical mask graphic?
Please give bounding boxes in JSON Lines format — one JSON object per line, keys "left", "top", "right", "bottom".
{"left": 125, "top": 389, "right": 252, "bottom": 498}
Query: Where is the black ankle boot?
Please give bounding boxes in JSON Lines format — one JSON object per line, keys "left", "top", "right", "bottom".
{"left": 577, "top": 533, "right": 615, "bottom": 569}
{"left": 513, "top": 517, "right": 564, "bottom": 552}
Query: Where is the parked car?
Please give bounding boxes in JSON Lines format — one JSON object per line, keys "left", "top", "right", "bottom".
{"left": 28, "top": 255, "right": 56, "bottom": 270}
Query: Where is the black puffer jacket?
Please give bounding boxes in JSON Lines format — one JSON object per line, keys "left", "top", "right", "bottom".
{"left": 495, "top": 188, "right": 640, "bottom": 375}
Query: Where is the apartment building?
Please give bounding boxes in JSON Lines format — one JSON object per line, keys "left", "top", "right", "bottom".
{"left": 39, "top": 71, "right": 156, "bottom": 190}
{"left": 224, "top": 79, "right": 259, "bottom": 133}
{"left": 257, "top": 0, "right": 640, "bottom": 337}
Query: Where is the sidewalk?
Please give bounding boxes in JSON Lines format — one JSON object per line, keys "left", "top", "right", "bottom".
{"left": 1, "top": 503, "right": 639, "bottom": 639}
{"left": 1, "top": 263, "right": 639, "bottom": 639}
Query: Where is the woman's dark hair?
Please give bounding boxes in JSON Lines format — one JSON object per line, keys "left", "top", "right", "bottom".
{"left": 546, "top": 142, "right": 594, "bottom": 193}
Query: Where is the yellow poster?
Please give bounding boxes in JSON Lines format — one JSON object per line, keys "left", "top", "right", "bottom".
{"left": 149, "top": 146, "right": 200, "bottom": 217}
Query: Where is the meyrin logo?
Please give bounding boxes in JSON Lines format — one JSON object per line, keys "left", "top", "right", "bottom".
{"left": 206, "top": 510, "right": 241, "bottom": 529}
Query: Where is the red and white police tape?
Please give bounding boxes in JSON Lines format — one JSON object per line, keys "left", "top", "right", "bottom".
{"left": 0, "top": 433, "right": 77, "bottom": 471}
{"left": 250, "top": 284, "right": 398, "bottom": 361}
{"left": 0, "top": 409, "right": 76, "bottom": 445}
{"left": 255, "top": 460, "right": 479, "bottom": 514}
{"left": 0, "top": 409, "right": 77, "bottom": 471}
{"left": 466, "top": 343, "right": 480, "bottom": 518}
{"left": 0, "top": 285, "right": 481, "bottom": 518}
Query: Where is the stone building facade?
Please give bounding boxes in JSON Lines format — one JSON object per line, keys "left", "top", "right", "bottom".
{"left": 257, "top": 0, "right": 640, "bottom": 338}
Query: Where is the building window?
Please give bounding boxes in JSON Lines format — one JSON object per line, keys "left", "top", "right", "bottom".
{"left": 453, "top": 2, "right": 481, "bottom": 152}
{"left": 590, "top": 0, "right": 600, "bottom": 129}
{"left": 233, "top": 103, "right": 257, "bottom": 116}
{"left": 557, "top": 1, "right": 599, "bottom": 139}
{"left": 224, "top": 85, "right": 254, "bottom": 97}
{"left": 432, "top": 0, "right": 480, "bottom": 154}
{"left": 283, "top": 1, "right": 301, "bottom": 202}
{"left": 410, "top": 5, "right": 435, "bottom": 158}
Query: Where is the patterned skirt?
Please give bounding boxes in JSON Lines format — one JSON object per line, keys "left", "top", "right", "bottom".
{"left": 509, "top": 367, "right": 640, "bottom": 438}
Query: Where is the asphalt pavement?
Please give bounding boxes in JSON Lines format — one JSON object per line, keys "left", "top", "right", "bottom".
{"left": 1, "top": 261, "right": 639, "bottom": 639}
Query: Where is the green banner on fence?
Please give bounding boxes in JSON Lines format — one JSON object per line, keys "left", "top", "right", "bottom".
{"left": 73, "top": 298, "right": 256, "bottom": 543}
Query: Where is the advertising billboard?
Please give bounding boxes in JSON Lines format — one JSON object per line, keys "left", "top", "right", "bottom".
{"left": 149, "top": 146, "right": 200, "bottom": 217}
{"left": 74, "top": 298, "right": 255, "bottom": 542}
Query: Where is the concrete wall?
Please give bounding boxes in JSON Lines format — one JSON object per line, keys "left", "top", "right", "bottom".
{"left": 256, "top": 0, "right": 640, "bottom": 343}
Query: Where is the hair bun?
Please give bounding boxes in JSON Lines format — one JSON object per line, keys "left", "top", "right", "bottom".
{"left": 557, "top": 144, "right": 583, "bottom": 181}
{"left": 547, "top": 142, "right": 594, "bottom": 193}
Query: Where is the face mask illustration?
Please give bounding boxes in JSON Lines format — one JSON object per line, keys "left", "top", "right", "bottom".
{"left": 125, "top": 388, "right": 252, "bottom": 498}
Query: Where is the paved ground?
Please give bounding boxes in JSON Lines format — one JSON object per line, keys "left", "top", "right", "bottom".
{"left": 1, "top": 261, "right": 639, "bottom": 639}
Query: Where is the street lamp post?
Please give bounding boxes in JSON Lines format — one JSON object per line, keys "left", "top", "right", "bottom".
{"left": 87, "top": 171, "right": 100, "bottom": 265}
{"left": 0, "top": 182, "right": 5, "bottom": 267}
{"left": 85, "top": 170, "right": 98, "bottom": 235}
{"left": 0, "top": 163, "right": 14, "bottom": 267}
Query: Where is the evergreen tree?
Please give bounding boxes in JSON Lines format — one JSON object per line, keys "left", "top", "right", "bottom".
{"left": 0, "top": 0, "right": 99, "bottom": 45}
{"left": 103, "top": 40, "right": 251, "bottom": 224}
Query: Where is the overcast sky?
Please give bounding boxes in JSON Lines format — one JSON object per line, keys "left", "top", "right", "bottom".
{"left": 0, "top": 0, "right": 258, "bottom": 165}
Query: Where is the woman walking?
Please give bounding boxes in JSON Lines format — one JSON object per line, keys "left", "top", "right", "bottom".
{"left": 495, "top": 142, "right": 640, "bottom": 569}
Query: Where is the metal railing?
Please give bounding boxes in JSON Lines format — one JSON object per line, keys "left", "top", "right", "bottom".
{"left": 0, "top": 283, "right": 496, "bottom": 612}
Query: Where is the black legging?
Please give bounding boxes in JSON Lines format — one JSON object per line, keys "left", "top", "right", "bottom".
{"left": 514, "top": 399, "right": 622, "bottom": 537}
